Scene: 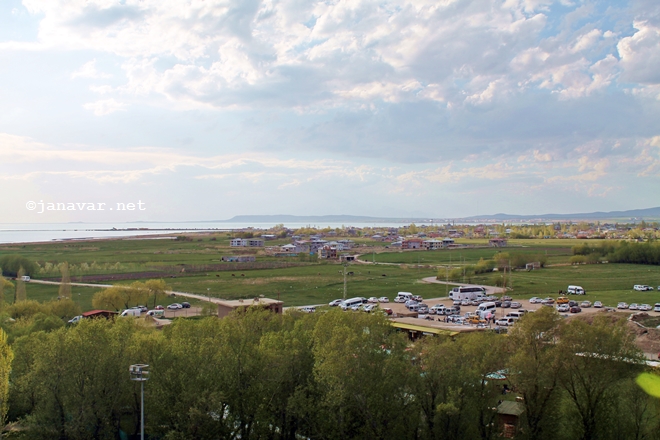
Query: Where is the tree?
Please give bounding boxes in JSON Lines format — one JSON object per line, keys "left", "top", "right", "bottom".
{"left": 58, "top": 262, "right": 71, "bottom": 300}
{"left": 14, "top": 267, "right": 27, "bottom": 303}
{"left": 0, "top": 272, "right": 13, "bottom": 309}
{"left": 558, "top": 316, "right": 645, "bottom": 440}
{"left": 507, "top": 307, "right": 564, "bottom": 440}
{"left": 91, "top": 287, "right": 125, "bottom": 311}
{"left": 144, "top": 279, "right": 168, "bottom": 309}
{"left": 0, "top": 328, "right": 13, "bottom": 438}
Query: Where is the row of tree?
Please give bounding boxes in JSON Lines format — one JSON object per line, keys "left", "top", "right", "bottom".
{"left": 573, "top": 241, "right": 660, "bottom": 266}
{"left": 2, "top": 306, "right": 659, "bottom": 440}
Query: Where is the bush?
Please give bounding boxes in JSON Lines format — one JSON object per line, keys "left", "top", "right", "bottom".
{"left": 0, "top": 256, "right": 37, "bottom": 277}
{"left": 569, "top": 255, "right": 587, "bottom": 265}
{"left": 6, "top": 300, "right": 47, "bottom": 319}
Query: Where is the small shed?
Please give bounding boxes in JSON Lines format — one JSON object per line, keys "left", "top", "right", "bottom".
{"left": 497, "top": 400, "right": 524, "bottom": 438}
{"left": 82, "top": 310, "right": 118, "bottom": 319}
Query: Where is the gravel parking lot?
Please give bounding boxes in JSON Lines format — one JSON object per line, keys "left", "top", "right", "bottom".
{"left": 387, "top": 296, "right": 649, "bottom": 330}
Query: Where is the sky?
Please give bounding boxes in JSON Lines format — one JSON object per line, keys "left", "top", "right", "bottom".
{"left": 1, "top": 0, "right": 659, "bottom": 223}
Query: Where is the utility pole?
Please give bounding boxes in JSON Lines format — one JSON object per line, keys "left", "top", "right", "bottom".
{"left": 343, "top": 263, "right": 348, "bottom": 300}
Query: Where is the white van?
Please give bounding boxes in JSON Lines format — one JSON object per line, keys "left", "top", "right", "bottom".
{"left": 567, "top": 285, "right": 585, "bottom": 295}
{"left": 120, "top": 309, "right": 141, "bottom": 317}
{"left": 146, "top": 310, "right": 164, "bottom": 317}
{"left": 507, "top": 311, "right": 526, "bottom": 320}
{"left": 341, "top": 297, "right": 366, "bottom": 310}
{"left": 476, "top": 302, "right": 497, "bottom": 319}
{"left": 395, "top": 292, "right": 414, "bottom": 303}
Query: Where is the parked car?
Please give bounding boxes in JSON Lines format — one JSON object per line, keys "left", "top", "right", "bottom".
{"left": 394, "top": 296, "right": 406, "bottom": 303}
{"left": 494, "top": 300, "right": 502, "bottom": 307}
{"left": 541, "top": 297, "right": 555, "bottom": 305}
{"left": 453, "top": 317, "right": 466, "bottom": 325}
{"left": 468, "top": 315, "right": 486, "bottom": 325}
{"left": 510, "top": 302, "right": 522, "bottom": 309}
{"left": 382, "top": 308, "right": 393, "bottom": 315}
{"left": 557, "top": 304, "right": 570, "bottom": 313}
{"left": 502, "top": 295, "right": 513, "bottom": 302}
{"left": 502, "top": 301, "right": 511, "bottom": 308}
{"left": 412, "top": 295, "right": 424, "bottom": 302}
{"left": 568, "top": 300, "right": 578, "bottom": 307}
{"left": 430, "top": 304, "right": 446, "bottom": 315}
{"left": 570, "top": 306, "right": 582, "bottom": 313}
{"left": 167, "top": 303, "right": 183, "bottom": 310}
{"left": 417, "top": 304, "right": 429, "bottom": 314}
{"left": 405, "top": 300, "right": 418, "bottom": 308}
{"left": 594, "top": 301, "right": 603, "bottom": 308}
{"left": 181, "top": 302, "right": 191, "bottom": 308}
{"left": 68, "top": 315, "right": 83, "bottom": 325}
{"left": 529, "top": 297, "right": 543, "bottom": 304}
{"left": 556, "top": 296, "right": 569, "bottom": 304}
{"left": 362, "top": 304, "right": 376, "bottom": 313}
{"left": 378, "top": 297, "right": 389, "bottom": 303}
{"left": 580, "top": 301, "right": 592, "bottom": 308}
{"left": 136, "top": 305, "right": 148, "bottom": 312}
{"left": 629, "top": 303, "right": 639, "bottom": 310}
{"left": 617, "top": 302, "right": 629, "bottom": 309}
{"left": 634, "top": 285, "right": 653, "bottom": 291}
{"left": 495, "top": 317, "right": 516, "bottom": 326}
{"left": 639, "top": 304, "right": 652, "bottom": 311}
{"left": 155, "top": 305, "right": 165, "bottom": 310}
{"left": 444, "top": 306, "right": 460, "bottom": 315}
{"left": 329, "top": 299, "right": 343, "bottom": 306}
{"left": 461, "top": 299, "right": 470, "bottom": 306}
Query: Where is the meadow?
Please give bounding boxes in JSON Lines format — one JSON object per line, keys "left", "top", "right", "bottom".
{"left": 2, "top": 235, "right": 659, "bottom": 310}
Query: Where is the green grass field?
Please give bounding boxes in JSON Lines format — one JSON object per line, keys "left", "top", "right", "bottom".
{"left": 2, "top": 235, "right": 659, "bottom": 311}
{"left": 369, "top": 246, "right": 572, "bottom": 266}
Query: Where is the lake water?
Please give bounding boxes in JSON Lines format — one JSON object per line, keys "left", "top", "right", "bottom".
{"left": 0, "top": 221, "right": 437, "bottom": 244}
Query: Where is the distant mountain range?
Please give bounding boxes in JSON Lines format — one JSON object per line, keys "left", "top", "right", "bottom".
{"left": 220, "top": 207, "right": 660, "bottom": 224}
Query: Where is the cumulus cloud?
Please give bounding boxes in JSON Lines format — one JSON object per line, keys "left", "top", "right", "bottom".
{"left": 83, "top": 99, "right": 127, "bottom": 115}
{"left": 71, "top": 59, "right": 112, "bottom": 79}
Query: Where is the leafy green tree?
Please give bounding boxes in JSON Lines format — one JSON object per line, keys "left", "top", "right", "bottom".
{"left": 507, "top": 307, "right": 564, "bottom": 440}
{"left": 14, "top": 267, "right": 27, "bottom": 303}
{"left": 0, "top": 256, "right": 37, "bottom": 278}
{"left": 0, "top": 328, "right": 13, "bottom": 438}
{"left": 91, "top": 287, "right": 125, "bottom": 311}
{"left": 58, "top": 262, "right": 71, "bottom": 300}
{"left": 558, "top": 316, "right": 645, "bottom": 440}
{"left": 303, "top": 309, "right": 417, "bottom": 440}
{"left": 144, "top": 279, "right": 168, "bottom": 309}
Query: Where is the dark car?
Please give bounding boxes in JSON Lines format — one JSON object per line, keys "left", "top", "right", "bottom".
{"left": 494, "top": 300, "right": 502, "bottom": 307}
{"left": 502, "top": 301, "right": 511, "bottom": 308}
{"left": 502, "top": 295, "right": 513, "bottom": 302}
{"left": 570, "top": 306, "right": 582, "bottom": 313}
{"left": 181, "top": 302, "right": 191, "bottom": 308}
{"left": 568, "top": 300, "right": 578, "bottom": 307}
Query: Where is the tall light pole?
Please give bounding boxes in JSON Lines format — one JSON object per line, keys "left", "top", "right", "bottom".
{"left": 130, "top": 364, "right": 150, "bottom": 440}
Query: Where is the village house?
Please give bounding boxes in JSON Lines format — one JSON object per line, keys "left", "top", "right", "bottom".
{"left": 318, "top": 245, "right": 338, "bottom": 259}
{"left": 230, "top": 238, "right": 265, "bottom": 247}
{"left": 489, "top": 238, "right": 508, "bottom": 247}
{"left": 401, "top": 238, "right": 423, "bottom": 249}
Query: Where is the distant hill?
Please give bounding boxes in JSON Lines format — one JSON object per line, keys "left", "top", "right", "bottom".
{"left": 219, "top": 207, "right": 660, "bottom": 224}
{"left": 462, "top": 207, "right": 660, "bottom": 222}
